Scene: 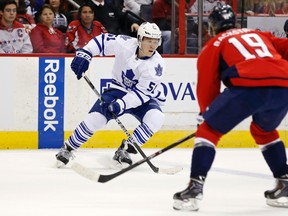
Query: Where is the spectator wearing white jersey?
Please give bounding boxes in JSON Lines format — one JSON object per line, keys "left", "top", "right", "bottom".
{"left": 0, "top": 0, "right": 33, "bottom": 53}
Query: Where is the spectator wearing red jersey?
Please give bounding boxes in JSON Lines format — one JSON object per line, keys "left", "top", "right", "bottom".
{"left": 66, "top": 2, "right": 107, "bottom": 53}
{"left": 30, "top": 4, "right": 66, "bottom": 53}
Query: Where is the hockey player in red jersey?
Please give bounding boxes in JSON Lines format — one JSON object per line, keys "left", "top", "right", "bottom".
{"left": 173, "top": 3, "right": 288, "bottom": 211}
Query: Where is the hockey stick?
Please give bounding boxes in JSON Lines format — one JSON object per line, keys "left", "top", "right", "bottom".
{"left": 82, "top": 74, "right": 181, "bottom": 174}
{"left": 71, "top": 132, "right": 196, "bottom": 183}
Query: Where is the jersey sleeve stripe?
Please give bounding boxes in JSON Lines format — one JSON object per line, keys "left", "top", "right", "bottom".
{"left": 93, "top": 34, "right": 107, "bottom": 56}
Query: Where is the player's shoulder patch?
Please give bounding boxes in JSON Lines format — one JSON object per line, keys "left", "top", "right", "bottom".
{"left": 118, "top": 35, "right": 133, "bottom": 41}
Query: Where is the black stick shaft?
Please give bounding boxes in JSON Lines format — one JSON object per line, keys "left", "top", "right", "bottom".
{"left": 98, "top": 132, "right": 196, "bottom": 183}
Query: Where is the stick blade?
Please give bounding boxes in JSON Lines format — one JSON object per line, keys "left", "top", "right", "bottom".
{"left": 158, "top": 166, "right": 183, "bottom": 175}
{"left": 71, "top": 162, "right": 100, "bottom": 182}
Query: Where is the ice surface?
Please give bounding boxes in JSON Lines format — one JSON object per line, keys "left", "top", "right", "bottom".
{"left": 0, "top": 148, "right": 287, "bottom": 216}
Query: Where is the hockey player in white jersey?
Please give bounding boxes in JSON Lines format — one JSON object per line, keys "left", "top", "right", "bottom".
{"left": 56, "top": 22, "right": 166, "bottom": 168}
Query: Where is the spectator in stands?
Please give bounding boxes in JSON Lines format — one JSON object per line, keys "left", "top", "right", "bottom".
{"left": 15, "top": 0, "right": 36, "bottom": 32}
{"left": 122, "top": 0, "right": 153, "bottom": 16}
{"left": 245, "top": 0, "right": 260, "bottom": 15}
{"left": 0, "top": 0, "right": 33, "bottom": 53}
{"left": 90, "top": 0, "right": 141, "bottom": 37}
{"left": 66, "top": 2, "right": 107, "bottom": 53}
{"left": 30, "top": 4, "right": 66, "bottom": 53}
{"left": 284, "top": 19, "right": 288, "bottom": 38}
{"left": 187, "top": 0, "right": 225, "bottom": 53}
{"left": 189, "top": 0, "right": 226, "bottom": 27}
{"left": 152, "top": 0, "right": 173, "bottom": 54}
{"left": 245, "top": 0, "right": 271, "bottom": 15}
{"left": 190, "top": 0, "right": 226, "bottom": 15}
{"left": 21, "top": 0, "right": 33, "bottom": 15}
{"left": 273, "top": 0, "right": 288, "bottom": 14}
{"left": 29, "top": 0, "right": 45, "bottom": 16}
{"left": 42, "top": 0, "right": 74, "bottom": 34}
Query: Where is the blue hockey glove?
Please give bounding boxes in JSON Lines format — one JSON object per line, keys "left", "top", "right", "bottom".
{"left": 100, "top": 102, "right": 113, "bottom": 119}
{"left": 100, "top": 99, "right": 126, "bottom": 119}
{"left": 71, "top": 48, "right": 92, "bottom": 80}
{"left": 108, "top": 99, "right": 126, "bottom": 116}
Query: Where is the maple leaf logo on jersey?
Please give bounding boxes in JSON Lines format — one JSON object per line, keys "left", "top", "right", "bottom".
{"left": 122, "top": 69, "right": 138, "bottom": 89}
{"left": 155, "top": 64, "right": 163, "bottom": 76}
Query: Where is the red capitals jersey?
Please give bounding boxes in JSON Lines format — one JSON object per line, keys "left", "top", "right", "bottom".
{"left": 66, "top": 20, "right": 107, "bottom": 52}
{"left": 30, "top": 23, "right": 66, "bottom": 53}
{"left": 197, "top": 28, "right": 288, "bottom": 113}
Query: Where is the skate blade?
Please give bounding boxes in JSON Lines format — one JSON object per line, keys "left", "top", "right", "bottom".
{"left": 173, "top": 198, "right": 199, "bottom": 211}
{"left": 56, "top": 160, "right": 65, "bottom": 168}
{"left": 266, "top": 197, "right": 288, "bottom": 208}
{"left": 111, "top": 159, "right": 130, "bottom": 170}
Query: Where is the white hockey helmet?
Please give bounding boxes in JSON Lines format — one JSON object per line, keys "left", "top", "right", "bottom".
{"left": 137, "top": 22, "right": 162, "bottom": 46}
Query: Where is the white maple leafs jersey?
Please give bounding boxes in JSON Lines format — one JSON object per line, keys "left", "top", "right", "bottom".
{"left": 83, "top": 33, "right": 166, "bottom": 109}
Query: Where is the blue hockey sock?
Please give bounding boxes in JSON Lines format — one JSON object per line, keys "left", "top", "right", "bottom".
{"left": 190, "top": 145, "right": 216, "bottom": 178}
{"left": 262, "top": 141, "right": 288, "bottom": 178}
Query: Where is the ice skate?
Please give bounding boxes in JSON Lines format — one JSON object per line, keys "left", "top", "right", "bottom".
{"left": 112, "top": 148, "right": 132, "bottom": 169}
{"left": 119, "top": 139, "right": 138, "bottom": 154}
{"left": 112, "top": 139, "right": 137, "bottom": 168}
{"left": 56, "top": 142, "right": 75, "bottom": 168}
{"left": 173, "top": 176, "right": 205, "bottom": 211}
{"left": 265, "top": 174, "right": 288, "bottom": 208}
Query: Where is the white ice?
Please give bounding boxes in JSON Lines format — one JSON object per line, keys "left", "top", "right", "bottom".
{"left": 0, "top": 147, "right": 287, "bottom": 216}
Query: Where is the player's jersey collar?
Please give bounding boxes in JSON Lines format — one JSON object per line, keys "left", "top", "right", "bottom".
{"left": 135, "top": 47, "right": 155, "bottom": 60}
